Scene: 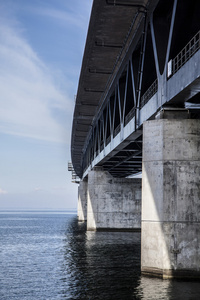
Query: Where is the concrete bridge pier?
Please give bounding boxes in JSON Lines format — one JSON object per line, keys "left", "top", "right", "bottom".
{"left": 141, "top": 110, "right": 200, "bottom": 279}
{"left": 77, "top": 178, "right": 88, "bottom": 222}
{"left": 87, "top": 167, "right": 141, "bottom": 231}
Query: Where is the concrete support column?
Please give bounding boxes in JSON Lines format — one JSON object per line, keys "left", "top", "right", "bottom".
{"left": 77, "top": 178, "right": 88, "bottom": 222}
{"left": 87, "top": 167, "right": 141, "bottom": 231}
{"left": 141, "top": 116, "right": 200, "bottom": 279}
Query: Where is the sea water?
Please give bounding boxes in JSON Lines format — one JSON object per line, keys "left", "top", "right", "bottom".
{"left": 0, "top": 212, "right": 200, "bottom": 300}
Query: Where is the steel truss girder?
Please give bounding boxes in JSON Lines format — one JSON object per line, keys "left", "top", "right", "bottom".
{"left": 80, "top": 0, "right": 199, "bottom": 178}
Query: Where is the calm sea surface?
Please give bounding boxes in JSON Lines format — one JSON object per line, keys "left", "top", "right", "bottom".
{"left": 0, "top": 212, "right": 200, "bottom": 300}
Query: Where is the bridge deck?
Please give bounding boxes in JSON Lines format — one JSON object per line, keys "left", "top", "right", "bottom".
{"left": 71, "top": 0, "right": 200, "bottom": 179}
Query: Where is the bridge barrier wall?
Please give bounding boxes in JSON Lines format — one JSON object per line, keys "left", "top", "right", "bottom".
{"left": 87, "top": 167, "right": 141, "bottom": 231}
{"left": 141, "top": 115, "right": 200, "bottom": 279}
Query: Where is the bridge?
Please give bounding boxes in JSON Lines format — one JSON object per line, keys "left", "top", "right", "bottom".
{"left": 70, "top": 0, "right": 200, "bottom": 279}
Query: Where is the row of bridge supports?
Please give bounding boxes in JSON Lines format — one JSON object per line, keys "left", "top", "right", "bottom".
{"left": 77, "top": 111, "right": 200, "bottom": 279}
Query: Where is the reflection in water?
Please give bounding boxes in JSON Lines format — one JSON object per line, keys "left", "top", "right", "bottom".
{"left": 1, "top": 213, "right": 199, "bottom": 299}
{"left": 136, "top": 277, "right": 172, "bottom": 300}
{"left": 64, "top": 218, "right": 141, "bottom": 299}
{"left": 136, "top": 276, "right": 200, "bottom": 300}
{"left": 62, "top": 217, "right": 200, "bottom": 300}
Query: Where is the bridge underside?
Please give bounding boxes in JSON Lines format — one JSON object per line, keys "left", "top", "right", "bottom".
{"left": 72, "top": 0, "right": 200, "bottom": 280}
{"left": 71, "top": 0, "right": 200, "bottom": 179}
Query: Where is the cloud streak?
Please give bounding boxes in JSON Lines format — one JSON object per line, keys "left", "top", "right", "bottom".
{"left": 34, "top": 7, "right": 85, "bottom": 29}
{"left": 23, "top": 0, "right": 91, "bottom": 30}
{"left": 0, "top": 188, "right": 8, "bottom": 195}
{"left": 0, "top": 18, "right": 73, "bottom": 144}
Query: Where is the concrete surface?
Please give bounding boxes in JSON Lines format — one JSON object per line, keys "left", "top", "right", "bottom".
{"left": 87, "top": 167, "right": 141, "bottom": 231}
{"left": 141, "top": 117, "right": 200, "bottom": 279}
{"left": 78, "top": 179, "right": 88, "bottom": 222}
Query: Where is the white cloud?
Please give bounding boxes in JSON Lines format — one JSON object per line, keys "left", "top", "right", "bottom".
{"left": 0, "top": 188, "right": 8, "bottom": 195}
{"left": 34, "top": 186, "right": 67, "bottom": 193}
{"left": 0, "top": 19, "right": 73, "bottom": 144}
{"left": 34, "top": 8, "right": 85, "bottom": 29}
{"left": 25, "top": 0, "right": 92, "bottom": 30}
{"left": 52, "top": 186, "right": 66, "bottom": 191}
{"left": 34, "top": 187, "right": 43, "bottom": 192}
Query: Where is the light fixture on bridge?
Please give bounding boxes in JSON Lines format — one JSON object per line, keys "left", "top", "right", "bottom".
{"left": 89, "top": 68, "right": 112, "bottom": 75}
{"left": 95, "top": 40, "right": 123, "bottom": 48}
{"left": 84, "top": 88, "right": 104, "bottom": 93}
{"left": 106, "top": 0, "right": 147, "bottom": 10}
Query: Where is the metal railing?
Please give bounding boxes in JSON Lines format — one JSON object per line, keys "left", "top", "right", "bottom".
{"left": 100, "top": 142, "right": 104, "bottom": 152}
{"left": 124, "top": 107, "right": 136, "bottom": 126}
{"left": 113, "top": 124, "right": 121, "bottom": 137}
{"left": 68, "top": 162, "right": 80, "bottom": 183}
{"left": 170, "top": 30, "right": 200, "bottom": 76}
{"left": 140, "top": 79, "right": 158, "bottom": 108}
{"left": 123, "top": 78, "right": 158, "bottom": 127}
{"left": 106, "top": 135, "right": 111, "bottom": 146}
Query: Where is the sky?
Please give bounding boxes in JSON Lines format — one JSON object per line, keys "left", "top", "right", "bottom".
{"left": 0, "top": 0, "right": 93, "bottom": 210}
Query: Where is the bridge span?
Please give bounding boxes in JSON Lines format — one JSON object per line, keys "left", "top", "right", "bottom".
{"left": 70, "top": 0, "right": 200, "bottom": 279}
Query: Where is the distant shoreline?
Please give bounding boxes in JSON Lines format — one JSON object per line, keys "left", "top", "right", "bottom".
{"left": 0, "top": 209, "right": 77, "bottom": 214}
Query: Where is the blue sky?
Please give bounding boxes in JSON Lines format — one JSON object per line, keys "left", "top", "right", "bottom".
{"left": 0, "top": 0, "right": 93, "bottom": 210}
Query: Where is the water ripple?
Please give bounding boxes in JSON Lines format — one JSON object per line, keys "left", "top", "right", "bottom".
{"left": 0, "top": 213, "right": 200, "bottom": 299}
